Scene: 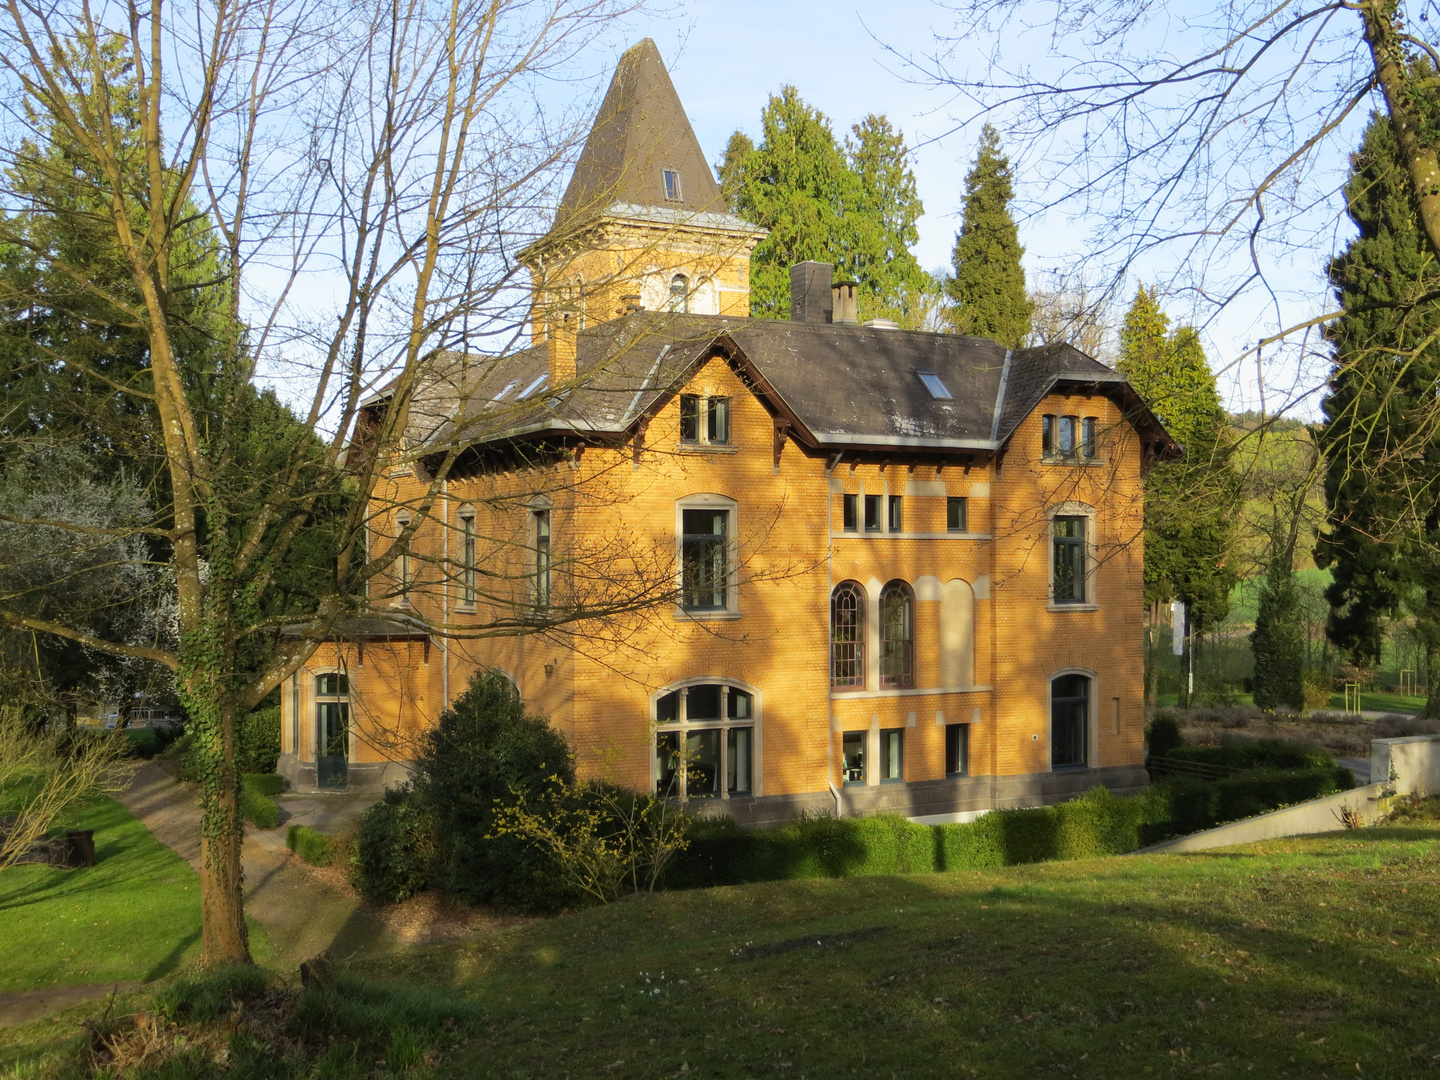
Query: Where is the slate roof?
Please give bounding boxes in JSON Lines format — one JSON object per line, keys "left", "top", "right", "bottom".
{"left": 553, "top": 39, "right": 729, "bottom": 232}
{"left": 404, "top": 313, "right": 1175, "bottom": 460}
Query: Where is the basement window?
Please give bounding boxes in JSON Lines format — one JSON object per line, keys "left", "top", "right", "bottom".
{"left": 917, "top": 371, "right": 952, "bottom": 400}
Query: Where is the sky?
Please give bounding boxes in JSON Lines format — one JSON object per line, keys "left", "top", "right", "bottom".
{"left": 602, "top": 0, "right": 1372, "bottom": 420}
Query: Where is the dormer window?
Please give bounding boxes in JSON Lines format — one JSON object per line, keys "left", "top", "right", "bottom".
{"left": 663, "top": 168, "right": 682, "bottom": 202}
{"left": 917, "top": 371, "right": 952, "bottom": 400}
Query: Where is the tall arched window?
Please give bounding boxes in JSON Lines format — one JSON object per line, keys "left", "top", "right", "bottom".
{"left": 831, "top": 581, "right": 865, "bottom": 688}
{"left": 669, "top": 274, "right": 689, "bottom": 313}
{"left": 879, "top": 580, "right": 914, "bottom": 688}
{"left": 1051, "top": 673, "right": 1090, "bottom": 768}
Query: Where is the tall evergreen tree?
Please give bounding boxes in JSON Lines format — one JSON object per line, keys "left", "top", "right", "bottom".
{"left": 945, "top": 124, "right": 1032, "bottom": 347}
{"left": 1251, "top": 515, "right": 1307, "bottom": 711}
{"left": 844, "top": 115, "right": 933, "bottom": 326}
{"left": 719, "top": 88, "right": 856, "bottom": 319}
{"left": 1316, "top": 112, "right": 1440, "bottom": 717}
{"left": 718, "top": 92, "right": 932, "bottom": 325}
{"left": 1116, "top": 287, "right": 1239, "bottom": 704}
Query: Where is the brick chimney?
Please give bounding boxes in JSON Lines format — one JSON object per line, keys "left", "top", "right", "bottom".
{"left": 790, "top": 262, "right": 833, "bottom": 323}
{"left": 548, "top": 310, "right": 577, "bottom": 388}
{"left": 832, "top": 280, "right": 859, "bottom": 325}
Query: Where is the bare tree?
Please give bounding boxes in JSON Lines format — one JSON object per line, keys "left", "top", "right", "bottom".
{"left": 0, "top": 0, "right": 657, "bottom": 965}
{"left": 915, "top": 1, "right": 1440, "bottom": 346}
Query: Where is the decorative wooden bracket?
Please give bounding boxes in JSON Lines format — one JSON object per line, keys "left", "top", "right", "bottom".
{"left": 632, "top": 417, "right": 650, "bottom": 465}
{"left": 773, "top": 422, "right": 791, "bottom": 470}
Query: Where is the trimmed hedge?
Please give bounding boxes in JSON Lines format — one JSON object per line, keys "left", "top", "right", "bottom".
{"left": 287, "top": 824, "right": 331, "bottom": 866}
{"left": 1162, "top": 739, "right": 1337, "bottom": 773}
{"left": 666, "top": 768, "right": 1354, "bottom": 891}
{"left": 667, "top": 787, "right": 1173, "bottom": 889}
{"left": 240, "top": 773, "right": 283, "bottom": 829}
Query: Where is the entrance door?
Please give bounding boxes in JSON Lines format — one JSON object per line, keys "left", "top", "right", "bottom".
{"left": 317, "top": 702, "right": 349, "bottom": 788}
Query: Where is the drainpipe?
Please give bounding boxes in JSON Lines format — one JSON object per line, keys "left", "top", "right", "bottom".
{"left": 826, "top": 452, "right": 841, "bottom": 818}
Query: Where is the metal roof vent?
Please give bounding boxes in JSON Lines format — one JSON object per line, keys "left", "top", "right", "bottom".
{"left": 862, "top": 318, "right": 900, "bottom": 330}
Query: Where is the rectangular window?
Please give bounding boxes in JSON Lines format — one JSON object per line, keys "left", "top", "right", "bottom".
{"left": 887, "top": 496, "right": 903, "bottom": 532}
{"left": 290, "top": 674, "right": 299, "bottom": 756}
{"left": 707, "top": 397, "right": 730, "bottom": 444}
{"left": 533, "top": 509, "right": 551, "bottom": 611}
{"left": 461, "top": 514, "right": 476, "bottom": 606}
{"left": 946, "top": 496, "right": 968, "bottom": 533}
{"left": 727, "top": 727, "right": 752, "bottom": 794}
{"left": 1082, "top": 417, "right": 1097, "bottom": 459}
{"left": 864, "top": 494, "right": 882, "bottom": 533}
{"left": 880, "top": 728, "right": 903, "bottom": 781}
{"left": 686, "top": 729, "right": 720, "bottom": 796}
{"left": 396, "top": 517, "right": 411, "bottom": 598}
{"left": 1059, "top": 415, "right": 1078, "bottom": 456}
{"left": 1053, "top": 515, "right": 1087, "bottom": 603}
{"left": 656, "top": 731, "right": 680, "bottom": 796}
{"left": 679, "top": 394, "right": 700, "bottom": 442}
{"left": 842, "top": 494, "right": 858, "bottom": 532}
{"left": 663, "top": 168, "right": 682, "bottom": 202}
{"left": 841, "top": 731, "right": 866, "bottom": 785}
{"left": 681, "top": 508, "right": 728, "bottom": 610}
{"left": 945, "top": 723, "right": 970, "bottom": 777}
{"left": 1042, "top": 414, "right": 1055, "bottom": 457}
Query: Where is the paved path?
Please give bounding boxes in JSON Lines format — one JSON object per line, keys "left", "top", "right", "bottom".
{"left": 1338, "top": 757, "right": 1371, "bottom": 784}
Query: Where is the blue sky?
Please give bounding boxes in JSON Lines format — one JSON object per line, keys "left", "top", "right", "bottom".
{"left": 599, "top": 1, "right": 1368, "bottom": 418}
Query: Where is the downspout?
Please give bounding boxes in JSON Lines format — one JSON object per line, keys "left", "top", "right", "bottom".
{"left": 441, "top": 479, "right": 450, "bottom": 712}
{"left": 826, "top": 451, "right": 842, "bottom": 819}
{"left": 988, "top": 353, "right": 1010, "bottom": 809}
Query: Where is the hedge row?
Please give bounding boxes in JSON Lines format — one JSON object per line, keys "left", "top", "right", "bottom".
{"left": 1162, "top": 739, "right": 1336, "bottom": 773}
{"left": 240, "top": 773, "right": 284, "bottom": 829}
{"left": 666, "top": 767, "right": 1354, "bottom": 890}
{"left": 287, "top": 824, "right": 331, "bottom": 866}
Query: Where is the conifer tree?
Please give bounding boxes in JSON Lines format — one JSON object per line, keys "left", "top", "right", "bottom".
{"left": 1316, "top": 112, "right": 1440, "bottom": 716}
{"left": 719, "top": 93, "right": 932, "bottom": 325}
{"left": 718, "top": 88, "right": 856, "bottom": 318}
{"left": 1251, "top": 516, "right": 1307, "bottom": 711}
{"left": 844, "top": 115, "right": 933, "bottom": 325}
{"left": 1117, "top": 287, "right": 1239, "bottom": 704}
{"left": 945, "top": 124, "right": 1032, "bottom": 347}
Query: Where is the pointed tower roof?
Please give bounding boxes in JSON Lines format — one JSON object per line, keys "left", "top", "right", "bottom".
{"left": 554, "top": 39, "right": 727, "bottom": 230}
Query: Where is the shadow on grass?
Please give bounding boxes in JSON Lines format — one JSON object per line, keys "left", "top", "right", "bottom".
{"left": 145, "top": 928, "right": 201, "bottom": 981}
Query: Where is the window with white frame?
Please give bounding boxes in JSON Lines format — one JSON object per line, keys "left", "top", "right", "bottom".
{"left": 1043, "top": 413, "right": 1100, "bottom": 462}
{"left": 459, "top": 508, "right": 476, "bottom": 607}
{"left": 830, "top": 581, "right": 865, "bottom": 688}
{"left": 669, "top": 274, "right": 689, "bottom": 313}
{"left": 678, "top": 393, "right": 730, "bottom": 446}
{"left": 533, "top": 508, "right": 551, "bottom": 612}
{"left": 653, "top": 681, "right": 754, "bottom": 798}
{"left": 394, "top": 513, "right": 412, "bottom": 602}
{"left": 879, "top": 580, "right": 914, "bottom": 687}
{"left": 1052, "top": 515, "right": 1088, "bottom": 604}
{"left": 678, "top": 497, "right": 735, "bottom": 613}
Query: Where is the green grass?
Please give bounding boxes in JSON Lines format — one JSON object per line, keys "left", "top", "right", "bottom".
{"left": 1327, "top": 690, "right": 1426, "bottom": 715}
{"left": 0, "top": 793, "right": 271, "bottom": 993}
{"left": 364, "top": 827, "right": 1440, "bottom": 1079}
{"left": 4, "top": 826, "right": 1440, "bottom": 1078}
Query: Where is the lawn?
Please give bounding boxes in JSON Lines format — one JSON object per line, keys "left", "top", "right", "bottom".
{"left": 346, "top": 825, "right": 1440, "bottom": 1080}
{"left": 3, "top": 822, "right": 1439, "bottom": 1078}
{"left": 1327, "top": 690, "right": 1427, "bottom": 715}
{"left": 0, "top": 792, "right": 269, "bottom": 992}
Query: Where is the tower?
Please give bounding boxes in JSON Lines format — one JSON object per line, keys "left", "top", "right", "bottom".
{"left": 521, "top": 39, "right": 765, "bottom": 343}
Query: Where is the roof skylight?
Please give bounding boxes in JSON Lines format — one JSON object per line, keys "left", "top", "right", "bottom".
{"left": 519, "top": 373, "right": 549, "bottom": 399}
{"left": 494, "top": 378, "right": 519, "bottom": 401}
{"left": 917, "top": 371, "right": 952, "bottom": 400}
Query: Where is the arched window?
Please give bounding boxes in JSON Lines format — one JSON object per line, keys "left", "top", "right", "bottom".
{"left": 394, "top": 512, "right": 412, "bottom": 601}
{"left": 653, "top": 680, "right": 756, "bottom": 800}
{"left": 669, "top": 274, "right": 689, "bottom": 313}
{"left": 1051, "top": 673, "right": 1090, "bottom": 769}
{"left": 830, "top": 581, "right": 865, "bottom": 688}
{"left": 879, "top": 580, "right": 914, "bottom": 688}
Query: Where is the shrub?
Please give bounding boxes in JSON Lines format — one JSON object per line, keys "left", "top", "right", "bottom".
{"left": 239, "top": 774, "right": 281, "bottom": 829}
{"left": 351, "top": 786, "right": 436, "bottom": 903}
{"left": 410, "top": 670, "right": 575, "bottom": 910}
{"left": 287, "top": 824, "right": 331, "bottom": 866}
{"left": 1165, "top": 737, "right": 1336, "bottom": 773}
{"left": 1145, "top": 714, "right": 1184, "bottom": 759}
{"left": 1302, "top": 670, "right": 1332, "bottom": 712}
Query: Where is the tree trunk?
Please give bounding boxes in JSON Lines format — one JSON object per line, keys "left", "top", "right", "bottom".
{"left": 1360, "top": 1, "right": 1440, "bottom": 264}
{"left": 197, "top": 694, "right": 249, "bottom": 966}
